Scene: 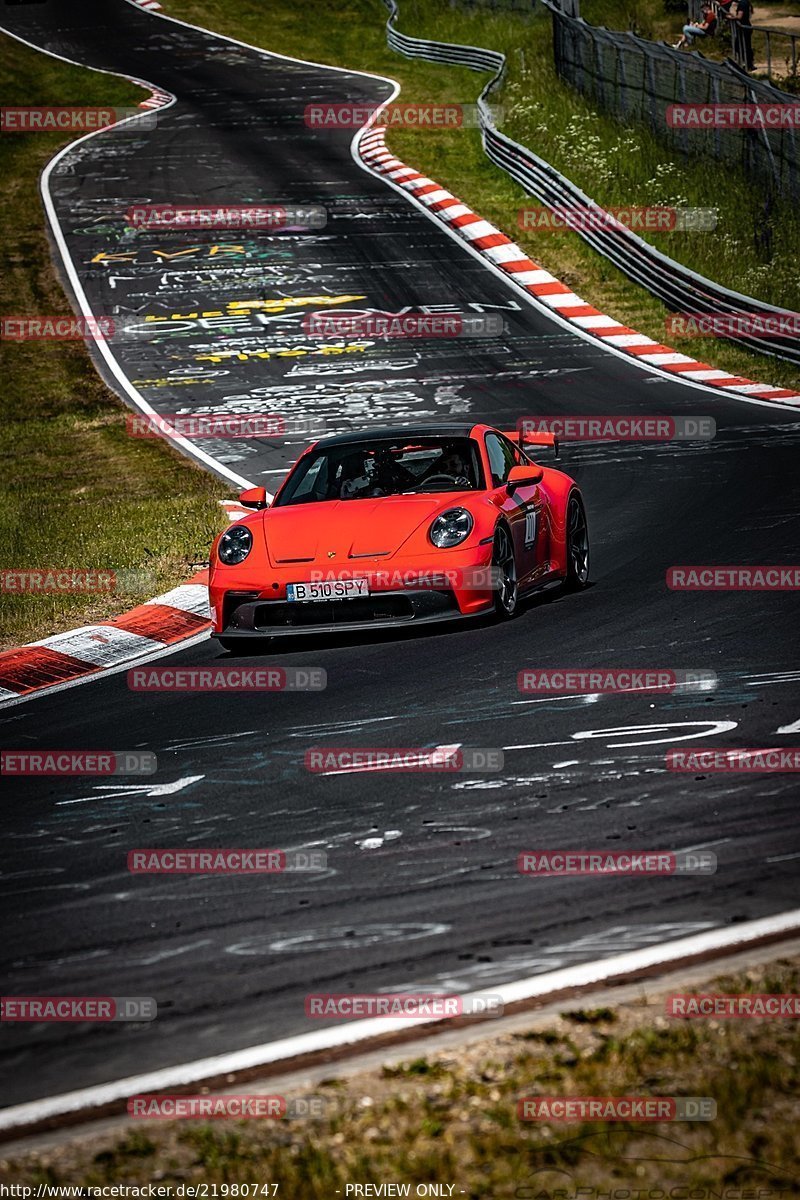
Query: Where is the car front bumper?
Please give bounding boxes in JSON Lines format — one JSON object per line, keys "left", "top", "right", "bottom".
{"left": 212, "top": 587, "right": 492, "bottom": 638}
{"left": 210, "top": 542, "right": 497, "bottom": 638}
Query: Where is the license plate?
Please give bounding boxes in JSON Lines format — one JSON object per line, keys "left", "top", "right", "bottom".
{"left": 286, "top": 579, "right": 369, "bottom": 602}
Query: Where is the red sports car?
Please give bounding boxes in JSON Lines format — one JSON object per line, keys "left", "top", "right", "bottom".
{"left": 209, "top": 423, "right": 589, "bottom": 649}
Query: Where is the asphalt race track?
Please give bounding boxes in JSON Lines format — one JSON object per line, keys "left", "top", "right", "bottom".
{"left": 1, "top": 0, "right": 799, "bottom": 1108}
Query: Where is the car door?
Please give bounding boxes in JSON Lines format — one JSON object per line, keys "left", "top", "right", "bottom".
{"left": 484, "top": 433, "right": 544, "bottom": 586}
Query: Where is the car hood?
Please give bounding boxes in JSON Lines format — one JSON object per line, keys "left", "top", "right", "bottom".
{"left": 260, "top": 495, "right": 473, "bottom": 565}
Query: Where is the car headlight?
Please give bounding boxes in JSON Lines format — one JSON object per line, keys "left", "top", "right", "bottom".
{"left": 429, "top": 508, "right": 474, "bottom": 549}
{"left": 217, "top": 525, "right": 253, "bottom": 565}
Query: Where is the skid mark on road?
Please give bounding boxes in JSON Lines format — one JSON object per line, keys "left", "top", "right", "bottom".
{"left": 396, "top": 922, "right": 717, "bottom": 993}
{"left": 228, "top": 922, "right": 450, "bottom": 956}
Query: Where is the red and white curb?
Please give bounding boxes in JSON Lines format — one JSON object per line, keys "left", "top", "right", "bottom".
{"left": 0, "top": 572, "right": 211, "bottom": 708}
{"left": 0, "top": 504, "right": 264, "bottom": 707}
{"left": 356, "top": 126, "right": 800, "bottom": 406}
{"left": 139, "top": 88, "right": 171, "bottom": 110}
{"left": 132, "top": 0, "right": 163, "bottom": 11}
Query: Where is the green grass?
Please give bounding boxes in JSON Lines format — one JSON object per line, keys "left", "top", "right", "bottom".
{"left": 0, "top": 35, "right": 230, "bottom": 650}
{"left": 3, "top": 957, "right": 798, "bottom": 1191}
{"left": 167, "top": 0, "right": 799, "bottom": 394}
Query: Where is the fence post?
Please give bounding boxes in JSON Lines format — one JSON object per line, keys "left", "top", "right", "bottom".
{"left": 594, "top": 27, "right": 605, "bottom": 107}
{"left": 646, "top": 47, "right": 658, "bottom": 133}
{"left": 712, "top": 74, "right": 722, "bottom": 160}
{"left": 750, "top": 83, "right": 780, "bottom": 194}
{"left": 677, "top": 56, "right": 689, "bottom": 159}
{"left": 617, "top": 33, "right": 627, "bottom": 117}
{"left": 787, "top": 118, "right": 799, "bottom": 201}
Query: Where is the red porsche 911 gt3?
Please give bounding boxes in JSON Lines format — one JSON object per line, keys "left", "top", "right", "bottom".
{"left": 209, "top": 423, "right": 589, "bottom": 649}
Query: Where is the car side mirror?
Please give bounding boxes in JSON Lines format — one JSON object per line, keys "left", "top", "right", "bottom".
{"left": 507, "top": 464, "right": 543, "bottom": 492}
{"left": 239, "top": 486, "right": 269, "bottom": 510}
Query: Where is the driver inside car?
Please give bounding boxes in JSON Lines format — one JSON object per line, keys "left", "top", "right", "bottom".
{"left": 338, "top": 452, "right": 374, "bottom": 499}
{"left": 424, "top": 447, "right": 472, "bottom": 487}
{"left": 339, "top": 449, "right": 407, "bottom": 499}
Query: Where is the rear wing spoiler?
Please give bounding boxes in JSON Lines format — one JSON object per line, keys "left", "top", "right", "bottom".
{"left": 500, "top": 428, "right": 560, "bottom": 458}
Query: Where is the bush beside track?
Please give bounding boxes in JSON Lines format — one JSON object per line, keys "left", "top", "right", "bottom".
{"left": 1, "top": 956, "right": 798, "bottom": 1191}
{"left": 0, "top": 35, "right": 229, "bottom": 650}
{"left": 166, "top": 0, "right": 799, "bottom": 395}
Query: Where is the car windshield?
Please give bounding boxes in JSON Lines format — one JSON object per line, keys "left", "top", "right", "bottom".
{"left": 275, "top": 437, "right": 484, "bottom": 506}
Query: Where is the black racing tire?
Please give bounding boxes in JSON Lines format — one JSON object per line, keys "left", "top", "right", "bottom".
{"left": 492, "top": 522, "right": 519, "bottom": 619}
{"left": 564, "top": 492, "right": 590, "bottom": 590}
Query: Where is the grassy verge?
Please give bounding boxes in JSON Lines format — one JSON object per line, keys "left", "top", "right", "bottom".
{"left": 3, "top": 956, "right": 798, "bottom": 1190}
{"left": 0, "top": 35, "right": 229, "bottom": 651}
{"left": 168, "top": 0, "right": 799, "bottom": 394}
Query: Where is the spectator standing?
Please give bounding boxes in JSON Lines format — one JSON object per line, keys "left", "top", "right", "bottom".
{"left": 725, "top": 0, "right": 755, "bottom": 70}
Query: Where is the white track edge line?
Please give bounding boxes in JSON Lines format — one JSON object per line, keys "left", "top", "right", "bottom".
{"left": 0, "top": 629, "right": 211, "bottom": 713}
{"left": 0, "top": 23, "right": 253, "bottom": 490}
{"left": 1, "top": 907, "right": 798, "bottom": 1131}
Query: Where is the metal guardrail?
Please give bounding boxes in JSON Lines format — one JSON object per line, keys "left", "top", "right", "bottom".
{"left": 733, "top": 20, "right": 799, "bottom": 78}
{"left": 380, "top": 0, "right": 800, "bottom": 366}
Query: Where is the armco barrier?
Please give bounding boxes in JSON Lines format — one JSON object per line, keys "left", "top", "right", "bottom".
{"left": 382, "top": 0, "right": 800, "bottom": 368}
